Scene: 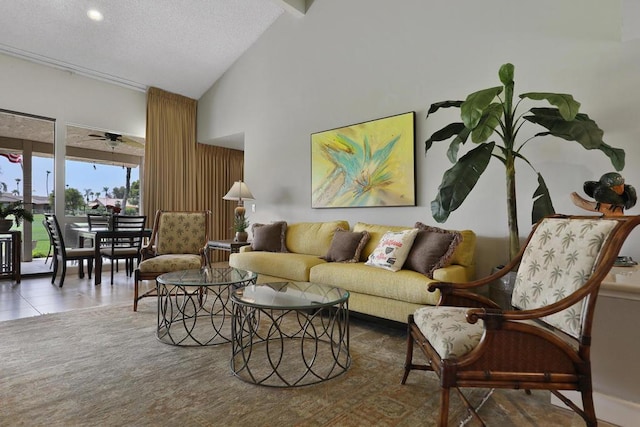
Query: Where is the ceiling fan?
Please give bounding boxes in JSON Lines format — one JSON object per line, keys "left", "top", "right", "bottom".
{"left": 88, "top": 132, "right": 144, "bottom": 150}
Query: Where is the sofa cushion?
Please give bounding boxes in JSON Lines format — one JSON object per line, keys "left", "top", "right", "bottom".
{"left": 251, "top": 221, "right": 288, "bottom": 252}
{"left": 404, "top": 223, "right": 462, "bottom": 278}
{"left": 285, "top": 221, "right": 349, "bottom": 256}
{"left": 353, "top": 222, "right": 411, "bottom": 260}
{"left": 229, "top": 252, "right": 326, "bottom": 282}
{"left": 310, "top": 262, "right": 441, "bottom": 306}
{"left": 449, "top": 230, "right": 476, "bottom": 268}
{"left": 321, "top": 229, "right": 370, "bottom": 263}
{"left": 365, "top": 228, "right": 418, "bottom": 272}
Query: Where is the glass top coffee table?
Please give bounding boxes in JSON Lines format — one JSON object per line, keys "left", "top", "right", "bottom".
{"left": 156, "top": 267, "right": 257, "bottom": 346}
{"left": 230, "top": 281, "right": 350, "bottom": 387}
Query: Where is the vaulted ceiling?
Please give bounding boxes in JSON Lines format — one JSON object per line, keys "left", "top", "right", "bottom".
{"left": 0, "top": 0, "right": 308, "bottom": 99}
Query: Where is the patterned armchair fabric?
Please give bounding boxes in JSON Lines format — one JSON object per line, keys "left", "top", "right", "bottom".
{"left": 511, "top": 217, "right": 617, "bottom": 337}
{"left": 154, "top": 212, "right": 209, "bottom": 255}
{"left": 401, "top": 214, "right": 640, "bottom": 427}
{"left": 134, "top": 210, "right": 211, "bottom": 311}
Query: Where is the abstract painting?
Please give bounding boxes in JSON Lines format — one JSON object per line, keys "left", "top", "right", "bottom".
{"left": 311, "top": 112, "right": 415, "bottom": 208}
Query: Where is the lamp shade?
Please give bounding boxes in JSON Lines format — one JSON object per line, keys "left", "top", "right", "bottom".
{"left": 223, "top": 181, "right": 255, "bottom": 204}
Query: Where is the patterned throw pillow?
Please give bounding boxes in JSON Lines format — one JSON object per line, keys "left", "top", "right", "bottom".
{"left": 365, "top": 228, "right": 419, "bottom": 272}
{"left": 251, "top": 221, "right": 288, "bottom": 252}
{"left": 404, "top": 222, "right": 462, "bottom": 278}
{"left": 321, "top": 229, "right": 370, "bottom": 263}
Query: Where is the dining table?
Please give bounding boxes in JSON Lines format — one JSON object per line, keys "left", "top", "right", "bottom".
{"left": 74, "top": 227, "right": 152, "bottom": 286}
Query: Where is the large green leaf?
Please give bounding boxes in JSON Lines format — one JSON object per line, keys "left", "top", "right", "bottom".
{"left": 427, "top": 100, "right": 463, "bottom": 117}
{"left": 447, "top": 127, "right": 471, "bottom": 163}
{"left": 461, "top": 86, "right": 503, "bottom": 129}
{"left": 596, "top": 142, "right": 625, "bottom": 171}
{"left": 499, "top": 63, "right": 515, "bottom": 115}
{"left": 471, "top": 102, "right": 503, "bottom": 143}
{"left": 531, "top": 173, "right": 555, "bottom": 224}
{"left": 525, "top": 108, "right": 602, "bottom": 147}
{"left": 425, "top": 122, "right": 466, "bottom": 151}
{"left": 431, "top": 142, "right": 494, "bottom": 223}
{"left": 498, "top": 63, "right": 514, "bottom": 86}
{"left": 524, "top": 107, "right": 624, "bottom": 170}
{"left": 520, "top": 93, "right": 580, "bottom": 120}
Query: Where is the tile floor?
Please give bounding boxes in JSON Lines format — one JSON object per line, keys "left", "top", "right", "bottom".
{"left": 0, "top": 259, "right": 156, "bottom": 321}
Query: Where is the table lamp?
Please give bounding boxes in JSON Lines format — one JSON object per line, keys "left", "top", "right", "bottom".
{"left": 223, "top": 181, "right": 255, "bottom": 217}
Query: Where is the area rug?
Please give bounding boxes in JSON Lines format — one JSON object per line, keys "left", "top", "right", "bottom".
{"left": 0, "top": 300, "right": 580, "bottom": 426}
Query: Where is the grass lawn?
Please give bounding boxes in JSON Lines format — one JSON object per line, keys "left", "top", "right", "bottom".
{"left": 13, "top": 213, "right": 50, "bottom": 258}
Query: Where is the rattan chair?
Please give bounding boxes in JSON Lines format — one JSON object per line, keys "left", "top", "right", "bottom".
{"left": 99, "top": 215, "right": 147, "bottom": 285}
{"left": 401, "top": 214, "right": 640, "bottom": 427}
{"left": 44, "top": 213, "right": 95, "bottom": 287}
{"left": 133, "top": 210, "right": 210, "bottom": 311}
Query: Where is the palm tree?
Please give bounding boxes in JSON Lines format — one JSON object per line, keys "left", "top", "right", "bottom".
{"left": 122, "top": 167, "right": 132, "bottom": 212}
{"left": 46, "top": 170, "right": 51, "bottom": 196}
{"left": 103, "top": 186, "right": 110, "bottom": 198}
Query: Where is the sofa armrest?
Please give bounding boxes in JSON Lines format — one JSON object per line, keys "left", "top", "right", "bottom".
{"left": 432, "top": 264, "right": 473, "bottom": 283}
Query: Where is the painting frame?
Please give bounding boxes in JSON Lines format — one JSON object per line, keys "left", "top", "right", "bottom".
{"left": 311, "top": 111, "right": 416, "bottom": 208}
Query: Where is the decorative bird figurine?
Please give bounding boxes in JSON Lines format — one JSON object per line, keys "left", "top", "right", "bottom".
{"left": 583, "top": 172, "right": 637, "bottom": 213}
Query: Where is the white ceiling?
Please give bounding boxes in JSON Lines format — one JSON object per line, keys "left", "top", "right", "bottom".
{"left": 0, "top": 0, "right": 298, "bottom": 99}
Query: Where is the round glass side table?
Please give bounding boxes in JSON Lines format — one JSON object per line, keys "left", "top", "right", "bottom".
{"left": 156, "top": 267, "right": 257, "bottom": 346}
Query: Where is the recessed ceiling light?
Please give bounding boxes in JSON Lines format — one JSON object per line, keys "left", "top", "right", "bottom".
{"left": 87, "top": 9, "right": 104, "bottom": 22}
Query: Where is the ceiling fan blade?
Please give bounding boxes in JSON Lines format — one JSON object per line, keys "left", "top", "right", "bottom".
{"left": 121, "top": 136, "right": 144, "bottom": 148}
{"left": 88, "top": 133, "right": 106, "bottom": 139}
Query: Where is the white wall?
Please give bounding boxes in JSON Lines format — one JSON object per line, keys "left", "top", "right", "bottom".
{"left": 198, "top": 0, "right": 640, "bottom": 276}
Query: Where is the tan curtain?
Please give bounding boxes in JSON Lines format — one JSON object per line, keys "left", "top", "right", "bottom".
{"left": 144, "top": 87, "right": 197, "bottom": 213}
{"left": 196, "top": 144, "right": 245, "bottom": 262}
{"left": 144, "top": 87, "right": 244, "bottom": 261}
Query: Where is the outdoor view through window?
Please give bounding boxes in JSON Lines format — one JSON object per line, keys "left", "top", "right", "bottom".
{"left": 0, "top": 154, "right": 140, "bottom": 260}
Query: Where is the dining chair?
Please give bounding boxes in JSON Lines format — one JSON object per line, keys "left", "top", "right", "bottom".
{"left": 87, "top": 212, "right": 112, "bottom": 230}
{"left": 134, "top": 210, "right": 210, "bottom": 311}
{"left": 44, "top": 213, "right": 95, "bottom": 287}
{"left": 42, "top": 218, "right": 53, "bottom": 268}
{"left": 401, "top": 214, "right": 640, "bottom": 426}
{"left": 99, "top": 215, "right": 147, "bottom": 285}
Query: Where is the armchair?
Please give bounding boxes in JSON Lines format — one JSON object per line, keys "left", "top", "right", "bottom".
{"left": 133, "top": 210, "right": 211, "bottom": 311}
{"left": 401, "top": 214, "right": 640, "bottom": 426}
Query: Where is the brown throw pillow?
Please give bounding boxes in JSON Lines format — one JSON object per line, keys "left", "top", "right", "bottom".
{"left": 251, "top": 221, "right": 288, "bottom": 252}
{"left": 321, "top": 229, "right": 370, "bottom": 263}
{"left": 404, "top": 222, "right": 462, "bottom": 278}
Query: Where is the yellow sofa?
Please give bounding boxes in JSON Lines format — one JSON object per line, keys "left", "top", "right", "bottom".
{"left": 228, "top": 220, "right": 476, "bottom": 323}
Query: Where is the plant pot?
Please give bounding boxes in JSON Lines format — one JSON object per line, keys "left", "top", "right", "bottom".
{"left": 0, "top": 219, "right": 13, "bottom": 232}
{"left": 489, "top": 267, "right": 517, "bottom": 310}
{"left": 235, "top": 231, "right": 248, "bottom": 243}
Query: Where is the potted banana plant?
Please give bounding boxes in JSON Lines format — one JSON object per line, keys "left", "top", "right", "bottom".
{"left": 425, "top": 63, "right": 625, "bottom": 261}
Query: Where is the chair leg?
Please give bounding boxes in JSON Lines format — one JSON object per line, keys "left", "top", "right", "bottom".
{"left": 51, "top": 259, "right": 58, "bottom": 284}
{"left": 59, "top": 262, "right": 67, "bottom": 288}
{"left": 87, "top": 258, "right": 93, "bottom": 279}
{"left": 402, "top": 322, "right": 415, "bottom": 384}
{"left": 111, "top": 258, "right": 114, "bottom": 285}
{"left": 133, "top": 274, "right": 139, "bottom": 311}
{"left": 581, "top": 389, "right": 597, "bottom": 427}
{"left": 439, "top": 387, "right": 451, "bottom": 427}
{"left": 78, "top": 259, "right": 85, "bottom": 278}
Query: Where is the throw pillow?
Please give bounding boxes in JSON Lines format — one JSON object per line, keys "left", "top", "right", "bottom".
{"left": 321, "top": 229, "right": 370, "bottom": 263}
{"left": 404, "top": 222, "right": 462, "bottom": 278}
{"left": 251, "top": 221, "right": 288, "bottom": 252}
{"left": 365, "top": 228, "right": 418, "bottom": 272}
